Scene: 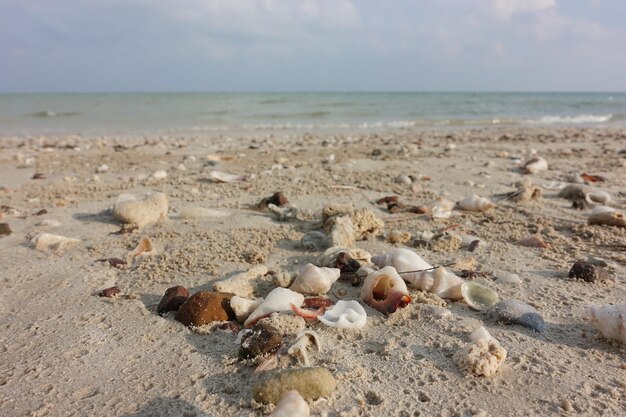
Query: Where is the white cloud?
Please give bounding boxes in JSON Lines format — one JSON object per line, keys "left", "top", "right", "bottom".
{"left": 490, "top": 0, "right": 556, "bottom": 19}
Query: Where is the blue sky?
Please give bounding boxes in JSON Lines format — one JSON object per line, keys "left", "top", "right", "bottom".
{"left": 1, "top": 0, "right": 625, "bottom": 92}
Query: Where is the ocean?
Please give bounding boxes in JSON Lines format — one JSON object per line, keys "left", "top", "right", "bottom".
{"left": 0, "top": 92, "right": 625, "bottom": 137}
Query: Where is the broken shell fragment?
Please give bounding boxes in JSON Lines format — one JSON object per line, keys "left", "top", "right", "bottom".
{"left": 318, "top": 300, "right": 367, "bottom": 330}
{"left": 522, "top": 156, "right": 548, "bottom": 174}
{"left": 461, "top": 282, "right": 499, "bottom": 311}
{"left": 268, "top": 203, "right": 299, "bottom": 222}
{"left": 588, "top": 206, "right": 626, "bottom": 227}
{"left": 179, "top": 207, "right": 228, "bottom": 219}
{"left": 213, "top": 264, "right": 269, "bottom": 299}
{"left": 32, "top": 233, "right": 80, "bottom": 252}
{"left": 230, "top": 296, "right": 263, "bottom": 323}
{"left": 515, "top": 234, "right": 548, "bottom": 248}
{"left": 208, "top": 170, "right": 246, "bottom": 183}
{"left": 453, "top": 326, "right": 507, "bottom": 377}
{"left": 131, "top": 236, "right": 157, "bottom": 257}
{"left": 585, "top": 190, "right": 611, "bottom": 205}
{"left": 244, "top": 288, "right": 305, "bottom": 327}
{"left": 288, "top": 330, "right": 321, "bottom": 367}
{"left": 361, "top": 266, "right": 412, "bottom": 315}
{"left": 252, "top": 367, "right": 337, "bottom": 404}
{"left": 289, "top": 264, "right": 340, "bottom": 295}
{"left": 112, "top": 192, "right": 168, "bottom": 228}
{"left": 239, "top": 322, "right": 283, "bottom": 359}
{"left": 485, "top": 299, "right": 546, "bottom": 332}
{"left": 587, "top": 304, "right": 626, "bottom": 345}
{"left": 269, "top": 391, "right": 310, "bottom": 417}
{"left": 157, "top": 286, "right": 190, "bottom": 316}
{"left": 455, "top": 195, "right": 495, "bottom": 212}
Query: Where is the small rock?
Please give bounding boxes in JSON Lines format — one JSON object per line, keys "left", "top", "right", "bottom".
{"left": 239, "top": 322, "right": 283, "bottom": 359}
{"left": 153, "top": 170, "right": 167, "bottom": 179}
{"left": 259, "top": 192, "right": 289, "bottom": 210}
{"left": 561, "top": 399, "right": 573, "bottom": 412}
{"left": 329, "top": 216, "right": 355, "bottom": 247}
{"left": 300, "top": 231, "right": 331, "bottom": 251}
{"left": 429, "top": 234, "right": 462, "bottom": 252}
{"left": 0, "top": 223, "right": 11, "bottom": 236}
{"left": 175, "top": 291, "right": 235, "bottom": 327}
{"left": 32, "top": 173, "right": 45, "bottom": 180}
{"left": 99, "top": 286, "right": 121, "bottom": 298}
{"left": 96, "top": 164, "right": 109, "bottom": 173}
{"left": 253, "top": 367, "right": 337, "bottom": 404}
{"left": 157, "top": 286, "right": 190, "bottom": 316}
{"left": 394, "top": 175, "right": 412, "bottom": 185}
{"left": 496, "top": 272, "right": 522, "bottom": 284}
{"left": 258, "top": 312, "right": 306, "bottom": 336}
{"left": 112, "top": 192, "right": 169, "bottom": 228}
{"left": 568, "top": 261, "right": 612, "bottom": 283}
{"left": 485, "top": 299, "right": 546, "bottom": 332}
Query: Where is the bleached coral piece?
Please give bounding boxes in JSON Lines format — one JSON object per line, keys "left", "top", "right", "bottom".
{"left": 587, "top": 304, "right": 626, "bottom": 345}
{"left": 453, "top": 326, "right": 507, "bottom": 377}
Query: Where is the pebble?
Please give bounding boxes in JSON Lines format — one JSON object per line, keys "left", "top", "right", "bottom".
{"left": 258, "top": 313, "right": 306, "bottom": 336}
{"left": 0, "top": 223, "right": 11, "bottom": 236}
{"left": 300, "top": 231, "right": 331, "bottom": 251}
{"left": 393, "top": 174, "right": 412, "bottom": 185}
{"left": 485, "top": 299, "right": 546, "bottom": 332}
{"left": 96, "top": 164, "right": 109, "bottom": 173}
{"left": 112, "top": 192, "right": 169, "bottom": 228}
{"left": 253, "top": 367, "right": 337, "bottom": 404}
{"left": 568, "top": 261, "right": 612, "bottom": 283}
{"left": 99, "top": 286, "right": 121, "bottom": 298}
{"left": 175, "top": 291, "right": 235, "bottom": 327}
{"left": 259, "top": 192, "right": 289, "bottom": 209}
{"left": 157, "top": 286, "right": 190, "bottom": 316}
{"left": 153, "top": 170, "right": 167, "bottom": 179}
{"left": 496, "top": 272, "right": 522, "bottom": 284}
{"left": 239, "top": 322, "right": 283, "bottom": 359}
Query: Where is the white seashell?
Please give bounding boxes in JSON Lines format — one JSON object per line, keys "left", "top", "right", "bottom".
{"left": 269, "top": 390, "right": 310, "bottom": 417}
{"left": 361, "top": 266, "right": 412, "bottom": 314}
{"left": 131, "top": 236, "right": 157, "bottom": 257}
{"left": 289, "top": 264, "right": 340, "bottom": 295}
{"left": 455, "top": 195, "right": 495, "bottom": 212}
{"left": 208, "top": 170, "right": 245, "bottom": 183}
{"left": 453, "top": 326, "right": 507, "bottom": 377}
{"left": 585, "top": 190, "right": 611, "bottom": 205}
{"left": 213, "top": 265, "right": 269, "bottom": 299}
{"left": 152, "top": 170, "right": 167, "bottom": 179}
{"left": 112, "top": 192, "right": 168, "bottom": 228}
{"left": 244, "top": 288, "right": 305, "bottom": 327}
{"left": 32, "top": 233, "right": 79, "bottom": 252}
{"left": 430, "top": 198, "right": 455, "bottom": 219}
{"left": 429, "top": 267, "right": 464, "bottom": 299}
{"left": 590, "top": 205, "right": 615, "bottom": 215}
{"left": 318, "top": 300, "right": 367, "bottom": 329}
{"left": 588, "top": 207, "right": 626, "bottom": 227}
{"left": 522, "top": 156, "right": 548, "bottom": 174}
{"left": 287, "top": 330, "right": 321, "bottom": 367}
{"left": 587, "top": 304, "right": 626, "bottom": 345}
{"left": 461, "top": 282, "right": 499, "bottom": 310}
{"left": 230, "top": 296, "right": 262, "bottom": 324}
{"left": 372, "top": 248, "right": 433, "bottom": 289}
{"left": 179, "top": 207, "right": 228, "bottom": 219}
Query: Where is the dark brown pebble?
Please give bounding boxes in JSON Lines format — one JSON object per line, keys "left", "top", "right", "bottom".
{"left": 303, "top": 297, "right": 334, "bottom": 309}
{"left": 99, "top": 286, "right": 121, "bottom": 297}
{"left": 109, "top": 224, "right": 138, "bottom": 235}
{"left": 258, "top": 192, "right": 289, "bottom": 209}
{"left": 157, "top": 285, "right": 190, "bottom": 316}
{"left": 34, "top": 209, "right": 48, "bottom": 216}
{"left": 375, "top": 196, "right": 399, "bottom": 205}
{"left": 96, "top": 258, "right": 127, "bottom": 269}
{"left": 175, "top": 291, "right": 235, "bottom": 326}
{"left": 0, "top": 223, "right": 11, "bottom": 236}
{"left": 568, "top": 261, "right": 612, "bottom": 283}
{"left": 31, "top": 173, "right": 45, "bottom": 180}
{"left": 218, "top": 322, "right": 241, "bottom": 333}
{"left": 239, "top": 323, "right": 283, "bottom": 359}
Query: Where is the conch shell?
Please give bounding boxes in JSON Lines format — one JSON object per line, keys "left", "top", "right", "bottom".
{"left": 587, "top": 304, "right": 626, "bottom": 345}
{"left": 522, "top": 156, "right": 548, "bottom": 174}
{"left": 372, "top": 248, "right": 433, "bottom": 289}
{"left": 289, "top": 264, "right": 340, "bottom": 295}
{"left": 588, "top": 206, "right": 626, "bottom": 227}
{"left": 318, "top": 300, "right": 367, "bottom": 329}
{"left": 269, "top": 390, "right": 310, "bottom": 417}
{"left": 453, "top": 326, "right": 507, "bottom": 377}
{"left": 32, "top": 233, "right": 79, "bottom": 252}
{"left": 455, "top": 195, "right": 495, "bottom": 212}
{"left": 244, "top": 288, "right": 304, "bottom": 327}
{"left": 361, "top": 266, "right": 412, "bottom": 314}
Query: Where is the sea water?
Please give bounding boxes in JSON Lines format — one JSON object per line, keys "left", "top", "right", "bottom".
{"left": 0, "top": 92, "right": 624, "bottom": 137}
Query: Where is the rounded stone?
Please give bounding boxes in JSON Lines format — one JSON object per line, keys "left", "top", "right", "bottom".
{"left": 253, "top": 367, "right": 337, "bottom": 404}
{"left": 157, "top": 285, "right": 190, "bottom": 316}
{"left": 175, "top": 291, "right": 235, "bottom": 326}
{"left": 239, "top": 322, "right": 283, "bottom": 359}
{"left": 568, "top": 261, "right": 611, "bottom": 283}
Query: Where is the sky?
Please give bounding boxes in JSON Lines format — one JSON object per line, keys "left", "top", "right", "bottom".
{"left": 1, "top": 0, "right": 625, "bottom": 92}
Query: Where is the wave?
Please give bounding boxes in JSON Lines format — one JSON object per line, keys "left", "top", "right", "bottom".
{"left": 529, "top": 114, "right": 613, "bottom": 124}
{"left": 32, "top": 110, "right": 81, "bottom": 118}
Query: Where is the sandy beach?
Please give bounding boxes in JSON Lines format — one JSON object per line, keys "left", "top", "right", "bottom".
{"left": 0, "top": 126, "right": 625, "bottom": 417}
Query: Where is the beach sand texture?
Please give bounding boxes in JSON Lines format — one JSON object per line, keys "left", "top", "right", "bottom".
{"left": 0, "top": 127, "right": 625, "bottom": 416}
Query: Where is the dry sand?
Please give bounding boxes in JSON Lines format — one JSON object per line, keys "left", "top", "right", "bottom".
{"left": 0, "top": 127, "right": 625, "bottom": 417}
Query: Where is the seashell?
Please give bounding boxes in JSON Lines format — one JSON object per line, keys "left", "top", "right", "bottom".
{"left": 289, "top": 264, "right": 340, "bottom": 295}
{"left": 318, "top": 300, "right": 367, "bottom": 330}
{"left": 213, "top": 264, "right": 268, "bottom": 298}
{"left": 239, "top": 322, "right": 283, "bottom": 359}
{"left": 152, "top": 170, "right": 167, "bottom": 179}
{"left": 429, "top": 267, "right": 464, "bottom": 299}
{"left": 244, "top": 288, "right": 305, "bottom": 327}
{"left": 157, "top": 286, "right": 189, "bottom": 316}
{"left": 32, "top": 233, "right": 80, "bottom": 252}
{"left": 542, "top": 181, "right": 565, "bottom": 190}
{"left": 515, "top": 234, "right": 548, "bottom": 248}
{"left": 208, "top": 170, "right": 246, "bottom": 183}
{"left": 328, "top": 215, "right": 355, "bottom": 247}
{"left": 585, "top": 190, "right": 611, "bottom": 205}
{"left": 268, "top": 203, "right": 299, "bottom": 222}
{"left": 316, "top": 246, "right": 372, "bottom": 267}
{"left": 453, "top": 326, "right": 507, "bottom": 377}
{"left": 206, "top": 154, "right": 235, "bottom": 162}
{"left": 174, "top": 291, "right": 236, "bottom": 327}
{"left": 131, "top": 236, "right": 157, "bottom": 257}
{"left": 288, "top": 330, "right": 321, "bottom": 367}
{"left": 361, "top": 266, "right": 412, "bottom": 315}
{"left": 588, "top": 207, "right": 626, "bottom": 227}
{"left": 269, "top": 390, "right": 310, "bottom": 417}
{"left": 230, "top": 295, "right": 262, "bottom": 323}
{"left": 485, "top": 299, "right": 546, "bottom": 332}
{"left": 253, "top": 367, "right": 337, "bottom": 405}
{"left": 522, "top": 156, "right": 548, "bottom": 174}
{"left": 429, "top": 197, "right": 455, "bottom": 219}
{"left": 112, "top": 192, "right": 168, "bottom": 228}
{"left": 455, "top": 195, "right": 495, "bottom": 212}
{"left": 461, "top": 282, "right": 499, "bottom": 310}
{"left": 587, "top": 304, "right": 626, "bottom": 345}
{"left": 300, "top": 231, "right": 330, "bottom": 251}
{"left": 179, "top": 207, "right": 228, "bottom": 219}
{"left": 394, "top": 174, "right": 412, "bottom": 185}
{"left": 372, "top": 248, "right": 433, "bottom": 289}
